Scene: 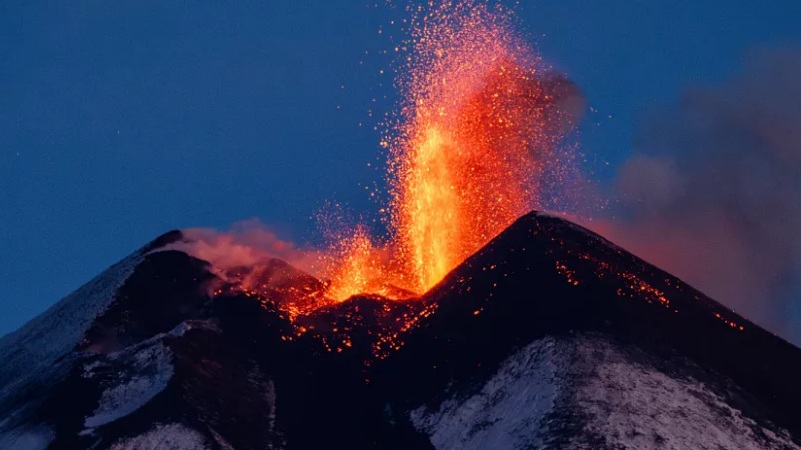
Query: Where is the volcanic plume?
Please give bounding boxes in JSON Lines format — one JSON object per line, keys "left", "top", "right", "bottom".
{"left": 5, "top": 3, "right": 801, "bottom": 449}
{"left": 6, "top": 211, "right": 801, "bottom": 449}
{"left": 164, "top": 0, "right": 582, "bottom": 321}
{"left": 161, "top": 1, "right": 585, "bottom": 333}
{"left": 600, "top": 48, "right": 801, "bottom": 344}
{"left": 319, "top": 1, "right": 581, "bottom": 301}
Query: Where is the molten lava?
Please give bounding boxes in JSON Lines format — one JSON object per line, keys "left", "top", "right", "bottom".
{"left": 199, "top": 2, "right": 579, "bottom": 355}
{"left": 391, "top": 59, "right": 566, "bottom": 293}
{"left": 191, "top": 3, "right": 751, "bottom": 365}
{"left": 324, "top": 226, "right": 401, "bottom": 301}
{"left": 325, "top": 1, "right": 572, "bottom": 299}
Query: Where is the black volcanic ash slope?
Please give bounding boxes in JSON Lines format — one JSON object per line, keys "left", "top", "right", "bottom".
{"left": 0, "top": 212, "right": 799, "bottom": 450}
{"left": 381, "top": 212, "right": 801, "bottom": 444}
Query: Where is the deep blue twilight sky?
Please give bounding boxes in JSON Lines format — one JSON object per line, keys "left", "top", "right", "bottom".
{"left": 2, "top": 1, "right": 801, "bottom": 339}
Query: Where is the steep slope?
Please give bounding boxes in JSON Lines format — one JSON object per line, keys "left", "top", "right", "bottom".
{"left": 387, "top": 212, "right": 801, "bottom": 438}
{"left": 0, "top": 231, "right": 182, "bottom": 449}
{"left": 408, "top": 333, "right": 800, "bottom": 449}
{"left": 0, "top": 212, "right": 799, "bottom": 450}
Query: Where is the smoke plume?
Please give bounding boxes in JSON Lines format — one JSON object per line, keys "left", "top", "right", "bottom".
{"left": 606, "top": 48, "right": 801, "bottom": 344}
{"left": 165, "top": 219, "right": 320, "bottom": 279}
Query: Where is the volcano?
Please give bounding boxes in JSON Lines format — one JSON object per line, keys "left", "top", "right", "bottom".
{"left": 1, "top": 212, "right": 800, "bottom": 449}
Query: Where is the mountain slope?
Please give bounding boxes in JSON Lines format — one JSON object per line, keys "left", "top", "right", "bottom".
{"left": 386, "top": 213, "right": 801, "bottom": 433}
{"left": 0, "top": 212, "right": 799, "bottom": 449}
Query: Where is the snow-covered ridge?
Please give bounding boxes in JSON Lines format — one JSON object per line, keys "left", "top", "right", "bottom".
{"left": 81, "top": 319, "right": 220, "bottom": 431}
{"left": 0, "top": 424, "right": 54, "bottom": 450}
{"left": 107, "top": 423, "right": 209, "bottom": 450}
{"left": 411, "top": 337, "right": 561, "bottom": 450}
{"left": 0, "top": 251, "right": 143, "bottom": 409}
{"left": 83, "top": 338, "right": 174, "bottom": 429}
{"left": 412, "top": 333, "right": 801, "bottom": 450}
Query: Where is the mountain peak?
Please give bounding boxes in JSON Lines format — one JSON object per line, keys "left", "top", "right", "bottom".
{"left": 1, "top": 212, "right": 800, "bottom": 449}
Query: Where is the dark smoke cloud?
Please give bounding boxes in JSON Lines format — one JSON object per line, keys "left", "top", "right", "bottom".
{"left": 604, "top": 48, "right": 801, "bottom": 344}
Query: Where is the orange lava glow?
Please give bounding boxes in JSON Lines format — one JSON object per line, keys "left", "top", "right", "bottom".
{"left": 324, "top": 1, "right": 570, "bottom": 299}
{"left": 325, "top": 227, "right": 384, "bottom": 300}
{"left": 199, "top": 4, "right": 748, "bottom": 362}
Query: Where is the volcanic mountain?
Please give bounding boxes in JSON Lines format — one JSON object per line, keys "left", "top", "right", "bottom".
{"left": 1, "top": 212, "right": 800, "bottom": 449}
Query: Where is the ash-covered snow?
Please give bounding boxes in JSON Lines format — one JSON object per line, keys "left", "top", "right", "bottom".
{"left": 410, "top": 337, "right": 561, "bottom": 449}
{"left": 411, "top": 334, "right": 801, "bottom": 450}
{"left": 83, "top": 338, "right": 174, "bottom": 429}
{"left": 209, "top": 428, "right": 237, "bottom": 450}
{"left": 107, "top": 423, "right": 209, "bottom": 450}
{"left": 0, "top": 424, "right": 55, "bottom": 450}
{"left": 0, "top": 252, "right": 142, "bottom": 431}
{"left": 571, "top": 337, "right": 800, "bottom": 450}
{"left": 167, "top": 319, "right": 220, "bottom": 337}
{"left": 81, "top": 319, "right": 221, "bottom": 430}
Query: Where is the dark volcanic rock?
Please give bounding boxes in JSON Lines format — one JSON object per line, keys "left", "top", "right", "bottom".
{"left": 1, "top": 211, "right": 799, "bottom": 449}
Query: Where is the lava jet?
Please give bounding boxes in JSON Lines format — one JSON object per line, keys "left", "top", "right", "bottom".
{"left": 3, "top": 1, "right": 800, "bottom": 449}
{"left": 2, "top": 212, "right": 801, "bottom": 449}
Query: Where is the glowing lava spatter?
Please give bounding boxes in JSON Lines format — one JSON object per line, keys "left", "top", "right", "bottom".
{"left": 194, "top": 3, "right": 748, "bottom": 363}
{"left": 325, "top": 1, "right": 571, "bottom": 299}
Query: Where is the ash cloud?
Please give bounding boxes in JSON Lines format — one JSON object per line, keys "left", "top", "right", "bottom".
{"left": 606, "top": 48, "right": 801, "bottom": 343}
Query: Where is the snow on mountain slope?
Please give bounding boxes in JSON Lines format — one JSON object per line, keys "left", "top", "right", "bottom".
{"left": 0, "top": 252, "right": 142, "bottom": 416}
{"left": 410, "top": 337, "right": 560, "bottom": 449}
{"left": 1, "top": 214, "right": 800, "bottom": 449}
{"left": 80, "top": 318, "right": 221, "bottom": 432}
{"left": 571, "top": 336, "right": 799, "bottom": 449}
{"left": 83, "top": 337, "right": 174, "bottom": 429}
{"left": 0, "top": 424, "right": 54, "bottom": 450}
{"left": 106, "top": 423, "right": 210, "bottom": 450}
{"left": 411, "top": 333, "right": 800, "bottom": 450}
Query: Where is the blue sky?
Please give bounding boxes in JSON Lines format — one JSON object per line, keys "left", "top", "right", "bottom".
{"left": 2, "top": 1, "right": 801, "bottom": 338}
